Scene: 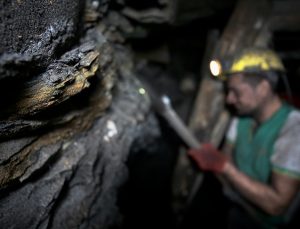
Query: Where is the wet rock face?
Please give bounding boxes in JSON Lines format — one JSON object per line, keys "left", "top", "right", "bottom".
{"left": 0, "top": 74, "right": 159, "bottom": 229}
{"left": 0, "top": 0, "right": 84, "bottom": 81}
{"left": 0, "top": 0, "right": 82, "bottom": 53}
{"left": 0, "top": 0, "right": 164, "bottom": 228}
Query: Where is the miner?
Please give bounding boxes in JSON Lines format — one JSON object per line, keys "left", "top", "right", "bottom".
{"left": 188, "top": 47, "right": 300, "bottom": 229}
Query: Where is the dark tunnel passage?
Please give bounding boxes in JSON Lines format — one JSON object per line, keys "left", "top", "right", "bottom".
{"left": 1, "top": 0, "right": 300, "bottom": 229}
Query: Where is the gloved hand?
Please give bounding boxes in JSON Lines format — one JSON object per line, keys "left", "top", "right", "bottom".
{"left": 187, "top": 143, "right": 227, "bottom": 173}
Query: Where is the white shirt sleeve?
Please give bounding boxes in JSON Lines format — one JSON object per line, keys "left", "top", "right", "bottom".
{"left": 271, "top": 110, "right": 300, "bottom": 178}
{"left": 225, "top": 117, "right": 238, "bottom": 145}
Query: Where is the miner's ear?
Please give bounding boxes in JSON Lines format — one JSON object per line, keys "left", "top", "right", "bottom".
{"left": 256, "top": 79, "right": 270, "bottom": 97}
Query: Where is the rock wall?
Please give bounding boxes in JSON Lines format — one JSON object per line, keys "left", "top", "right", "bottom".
{"left": 0, "top": 0, "right": 164, "bottom": 228}
{"left": 0, "top": 0, "right": 237, "bottom": 228}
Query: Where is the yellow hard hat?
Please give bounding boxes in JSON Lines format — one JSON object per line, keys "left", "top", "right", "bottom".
{"left": 209, "top": 47, "right": 285, "bottom": 79}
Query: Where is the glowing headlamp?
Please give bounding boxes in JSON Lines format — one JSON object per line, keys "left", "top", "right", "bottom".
{"left": 209, "top": 59, "right": 222, "bottom": 77}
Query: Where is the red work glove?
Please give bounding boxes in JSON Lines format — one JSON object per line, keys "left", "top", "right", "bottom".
{"left": 187, "top": 143, "right": 227, "bottom": 173}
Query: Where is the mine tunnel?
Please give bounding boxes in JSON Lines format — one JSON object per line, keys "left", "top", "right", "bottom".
{"left": 1, "top": 0, "right": 300, "bottom": 228}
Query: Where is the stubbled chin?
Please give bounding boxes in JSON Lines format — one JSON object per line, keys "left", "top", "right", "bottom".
{"left": 235, "top": 107, "right": 248, "bottom": 115}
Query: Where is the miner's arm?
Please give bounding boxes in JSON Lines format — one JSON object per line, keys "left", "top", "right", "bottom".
{"left": 189, "top": 138, "right": 300, "bottom": 216}
{"left": 223, "top": 162, "right": 300, "bottom": 215}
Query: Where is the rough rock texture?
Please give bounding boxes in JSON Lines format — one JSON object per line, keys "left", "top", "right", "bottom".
{"left": 0, "top": 0, "right": 83, "bottom": 53}
{"left": 0, "top": 0, "right": 165, "bottom": 228}
{"left": 0, "top": 0, "right": 232, "bottom": 227}
{"left": 0, "top": 70, "right": 161, "bottom": 229}
{"left": 0, "top": 0, "right": 84, "bottom": 81}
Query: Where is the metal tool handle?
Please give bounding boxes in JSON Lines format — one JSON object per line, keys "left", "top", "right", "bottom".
{"left": 159, "top": 95, "right": 201, "bottom": 149}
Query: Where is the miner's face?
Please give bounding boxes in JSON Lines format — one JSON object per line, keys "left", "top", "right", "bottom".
{"left": 226, "top": 74, "right": 264, "bottom": 116}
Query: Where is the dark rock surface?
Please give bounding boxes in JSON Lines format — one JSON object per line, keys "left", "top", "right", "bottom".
{"left": 0, "top": 0, "right": 167, "bottom": 228}
{"left": 0, "top": 0, "right": 84, "bottom": 81}
{"left": 0, "top": 0, "right": 221, "bottom": 228}
{"left": 0, "top": 0, "right": 83, "bottom": 53}
{"left": 0, "top": 55, "right": 161, "bottom": 228}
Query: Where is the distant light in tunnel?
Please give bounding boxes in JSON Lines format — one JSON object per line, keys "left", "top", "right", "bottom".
{"left": 209, "top": 60, "right": 222, "bottom": 77}
{"left": 138, "top": 87, "right": 146, "bottom": 95}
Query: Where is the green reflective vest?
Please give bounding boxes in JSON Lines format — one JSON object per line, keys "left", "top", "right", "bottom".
{"left": 234, "top": 103, "right": 293, "bottom": 228}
